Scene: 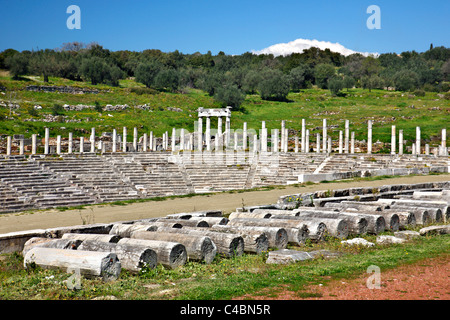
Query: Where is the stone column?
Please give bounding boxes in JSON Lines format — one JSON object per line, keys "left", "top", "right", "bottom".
{"left": 441, "top": 128, "right": 447, "bottom": 156}
{"left": 44, "top": 127, "right": 50, "bottom": 155}
{"left": 112, "top": 129, "right": 117, "bottom": 153}
{"left": 32, "top": 134, "right": 37, "bottom": 155}
{"left": 225, "top": 116, "right": 231, "bottom": 147}
{"left": 68, "top": 132, "right": 73, "bottom": 154}
{"left": 339, "top": 131, "right": 343, "bottom": 154}
{"left": 171, "top": 128, "right": 176, "bottom": 152}
{"left": 399, "top": 130, "right": 404, "bottom": 155}
{"left": 163, "top": 132, "right": 167, "bottom": 151}
{"left": 79, "top": 137, "right": 84, "bottom": 153}
{"left": 391, "top": 125, "right": 396, "bottom": 155}
{"left": 122, "top": 127, "right": 127, "bottom": 152}
{"left": 56, "top": 135, "right": 61, "bottom": 154}
{"left": 284, "top": 128, "right": 289, "bottom": 152}
{"left": 6, "top": 136, "right": 11, "bottom": 156}
{"left": 272, "top": 129, "right": 279, "bottom": 153}
{"left": 351, "top": 132, "right": 355, "bottom": 154}
{"left": 149, "top": 131, "right": 153, "bottom": 151}
{"left": 234, "top": 131, "right": 238, "bottom": 151}
{"left": 90, "top": 128, "right": 95, "bottom": 153}
{"left": 218, "top": 117, "right": 223, "bottom": 136}
{"left": 253, "top": 134, "right": 258, "bottom": 153}
{"left": 165, "top": 131, "right": 169, "bottom": 150}
{"left": 206, "top": 117, "right": 211, "bottom": 151}
{"left": 243, "top": 122, "right": 248, "bottom": 151}
{"left": 344, "top": 120, "right": 349, "bottom": 153}
{"left": 425, "top": 144, "right": 430, "bottom": 155}
{"left": 305, "top": 129, "right": 309, "bottom": 153}
{"left": 19, "top": 139, "right": 24, "bottom": 155}
{"left": 197, "top": 117, "right": 203, "bottom": 151}
{"left": 143, "top": 133, "right": 147, "bottom": 152}
{"left": 367, "top": 120, "right": 372, "bottom": 154}
{"left": 133, "top": 127, "right": 138, "bottom": 152}
{"left": 327, "top": 136, "right": 332, "bottom": 154}
{"left": 412, "top": 143, "right": 416, "bottom": 155}
{"left": 294, "top": 135, "right": 299, "bottom": 153}
{"left": 416, "top": 126, "right": 421, "bottom": 155}
{"left": 261, "top": 127, "right": 268, "bottom": 152}
{"left": 316, "top": 133, "right": 320, "bottom": 153}
{"left": 301, "top": 119, "right": 306, "bottom": 153}
{"left": 322, "top": 119, "right": 327, "bottom": 153}
{"left": 180, "top": 129, "right": 185, "bottom": 151}
{"left": 281, "top": 120, "right": 286, "bottom": 152}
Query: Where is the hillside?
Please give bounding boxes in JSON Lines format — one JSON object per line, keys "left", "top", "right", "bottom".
{"left": 0, "top": 71, "right": 448, "bottom": 149}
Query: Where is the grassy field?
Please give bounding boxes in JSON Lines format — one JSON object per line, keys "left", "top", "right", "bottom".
{"left": 0, "top": 226, "right": 448, "bottom": 300}
{"left": 1, "top": 71, "right": 449, "bottom": 148}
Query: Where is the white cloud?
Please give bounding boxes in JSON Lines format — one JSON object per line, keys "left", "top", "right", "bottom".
{"left": 252, "top": 38, "right": 378, "bottom": 57}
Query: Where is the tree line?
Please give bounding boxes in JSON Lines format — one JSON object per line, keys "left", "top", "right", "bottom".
{"left": 1, "top": 42, "right": 449, "bottom": 108}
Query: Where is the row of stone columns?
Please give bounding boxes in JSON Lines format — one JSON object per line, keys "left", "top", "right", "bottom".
{"left": 2, "top": 122, "right": 448, "bottom": 156}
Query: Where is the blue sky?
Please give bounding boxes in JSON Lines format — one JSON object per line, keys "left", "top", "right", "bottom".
{"left": 1, "top": 0, "right": 449, "bottom": 55}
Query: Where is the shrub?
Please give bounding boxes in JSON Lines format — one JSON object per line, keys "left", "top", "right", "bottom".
{"left": 51, "top": 104, "right": 64, "bottom": 116}
{"left": 213, "top": 85, "right": 245, "bottom": 110}
{"left": 413, "top": 89, "right": 426, "bottom": 97}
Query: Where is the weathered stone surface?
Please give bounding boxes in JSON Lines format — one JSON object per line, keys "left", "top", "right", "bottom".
{"left": 23, "top": 247, "right": 121, "bottom": 281}
{"left": 265, "top": 249, "right": 341, "bottom": 264}
{"left": 266, "top": 249, "right": 315, "bottom": 264}
{"left": 341, "top": 238, "right": 375, "bottom": 247}
{"left": 419, "top": 225, "right": 450, "bottom": 236}
{"left": 394, "top": 230, "right": 421, "bottom": 240}
{"left": 376, "top": 235, "right": 406, "bottom": 244}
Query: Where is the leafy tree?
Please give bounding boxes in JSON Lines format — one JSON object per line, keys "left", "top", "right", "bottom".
{"left": 393, "top": 69, "right": 419, "bottom": 91}
{"left": 327, "top": 77, "right": 344, "bottom": 95}
{"left": 5, "top": 52, "right": 29, "bottom": 79}
{"left": 198, "top": 71, "right": 224, "bottom": 96}
{"left": 154, "top": 68, "right": 179, "bottom": 92}
{"left": 258, "top": 69, "right": 290, "bottom": 101}
{"left": 134, "top": 61, "right": 162, "bottom": 88}
{"left": 343, "top": 76, "right": 355, "bottom": 91}
{"left": 361, "top": 75, "right": 384, "bottom": 92}
{"left": 242, "top": 70, "right": 262, "bottom": 94}
{"left": 314, "top": 63, "right": 335, "bottom": 89}
{"left": 289, "top": 66, "right": 307, "bottom": 91}
{"left": 0, "top": 49, "right": 19, "bottom": 69}
{"left": 442, "top": 59, "right": 450, "bottom": 81}
{"left": 213, "top": 84, "right": 245, "bottom": 109}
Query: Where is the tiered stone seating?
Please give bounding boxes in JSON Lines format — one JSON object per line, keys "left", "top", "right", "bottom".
{"left": 104, "top": 152, "right": 191, "bottom": 197}
{"left": 181, "top": 152, "right": 252, "bottom": 193}
{"left": 37, "top": 155, "right": 140, "bottom": 203}
{"left": 0, "top": 156, "right": 96, "bottom": 210}
{"left": 252, "top": 153, "right": 327, "bottom": 187}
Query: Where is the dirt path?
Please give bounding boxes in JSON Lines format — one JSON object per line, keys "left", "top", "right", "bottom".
{"left": 233, "top": 254, "right": 450, "bottom": 300}
{"left": 0, "top": 174, "right": 449, "bottom": 234}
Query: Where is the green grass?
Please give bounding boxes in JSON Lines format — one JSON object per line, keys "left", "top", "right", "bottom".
{"left": 1, "top": 72, "right": 449, "bottom": 148}
{"left": 1, "top": 227, "right": 448, "bottom": 300}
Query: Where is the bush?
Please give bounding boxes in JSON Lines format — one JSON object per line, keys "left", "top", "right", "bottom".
{"left": 94, "top": 101, "right": 103, "bottom": 112}
{"left": 258, "top": 69, "right": 290, "bottom": 101}
{"left": 328, "top": 77, "right": 344, "bottom": 95}
{"left": 51, "top": 104, "right": 64, "bottom": 116}
{"left": 154, "top": 69, "right": 179, "bottom": 92}
{"left": 413, "top": 89, "right": 426, "bottom": 97}
{"left": 27, "top": 106, "right": 39, "bottom": 117}
{"left": 213, "top": 85, "right": 245, "bottom": 110}
{"left": 135, "top": 62, "right": 162, "bottom": 88}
